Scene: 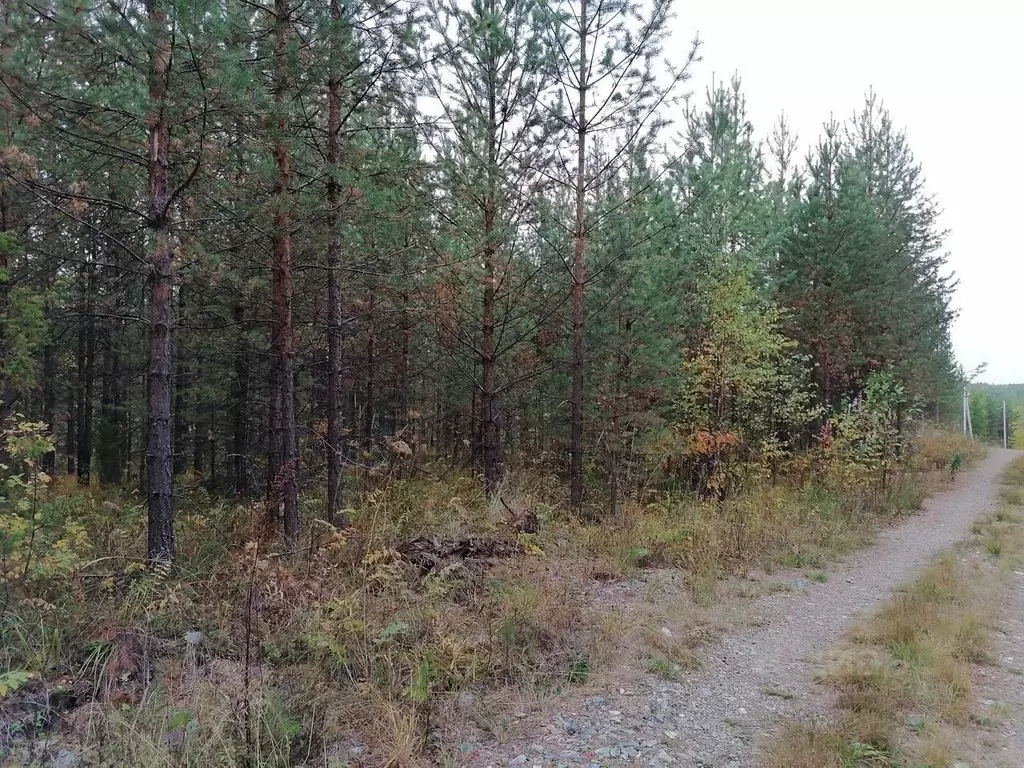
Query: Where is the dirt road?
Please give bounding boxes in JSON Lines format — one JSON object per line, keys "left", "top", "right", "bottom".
{"left": 476, "top": 449, "right": 1021, "bottom": 767}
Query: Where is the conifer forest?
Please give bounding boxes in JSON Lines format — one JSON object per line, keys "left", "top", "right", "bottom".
{"left": 0, "top": 0, "right": 1003, "bottom": 766}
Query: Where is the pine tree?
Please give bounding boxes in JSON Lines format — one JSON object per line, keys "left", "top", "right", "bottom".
{"left": 423, "top": 0, "right": 557, "bottom": 495}
{"left": 544, "top": 0, "right": 697, "bottom": 512}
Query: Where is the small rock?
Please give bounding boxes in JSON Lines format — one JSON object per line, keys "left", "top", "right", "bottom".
{"left": 165, "top": 729, "right": 185, "bottom": 748}
{"left": 52, "top": 750, "right": 82, "bottom": 768}
{"left": 656, "top": 749, "right": 672, "bottom": 761}
{"left": 664, "top": 730, "right": 679, "bottom": 740}
{"left": 510, "top": 755, "right": 528, "bottom": 765}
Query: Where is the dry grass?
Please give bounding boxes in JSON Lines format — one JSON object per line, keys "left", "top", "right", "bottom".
{"left": 762, "top": 452, "right": 1024, "bottom": 768}
{"left": 0, "top": 432, "right": 983, "bottom": 766}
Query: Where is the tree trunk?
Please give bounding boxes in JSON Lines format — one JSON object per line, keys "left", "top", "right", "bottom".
{"left": 0, "top": 3, "right": 13, "bottom": 413}
{"left": 480, "top": 20, "right": 503, "bottom": 498}
{"left": 208, "top": 429, "right": 217, "bottom": 490}
{"left": 569, "top": 0, "right": 588, "bottom": 513}
{"left": 470, "top": 365, "right": 479, "bottom": 466}
{"left": 344, "top": 380, "right": 357, "bottom": 462}
{"left": 231, "top": 301, "right": 250, "bottom": 495}
{"left": 325, "top": 0, "right": 346, "bottom": 527}
{"left": 269, "top": 0, "right": 299, "bottom": 536}
{"left": 363, "top": 330, "right": 374, "bottom": 451}
{"left": 399, "top": 281, "right": 411, "bottom": 427}
{"left": 145, "top": 0, "right": 175, "bottom": 563}
{"left": 76, "top": 261, "right": 95, "bottom": 485}
{"left": 173, "top": 286, "right": 188, "bottom": 476}
{"left": 65, "top": 394, "right": 76, "bottom": 476}
{"left": 98, "top": 326, "right": 124, "bottom": 484}
{"left": 481, "top": 226, "right": 501, "bottom": 495}
{"left": 192, "top": 358, "right": 205, "bottom": 475}
{"left": 41, "top": 316, "right": 57, "bottom": 474}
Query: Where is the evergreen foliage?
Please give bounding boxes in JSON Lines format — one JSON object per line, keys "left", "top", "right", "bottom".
{"left": 0, "top": 0, "right": 967, "bottom": 550}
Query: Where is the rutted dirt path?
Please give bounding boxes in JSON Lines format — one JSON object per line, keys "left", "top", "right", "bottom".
{"left": 472, "top": 449, "right": 1021, "bottom": 768}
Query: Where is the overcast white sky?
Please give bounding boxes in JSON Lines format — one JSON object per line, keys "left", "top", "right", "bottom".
{"left": 669, "top": 0, "right": 1023, "bottom": 383}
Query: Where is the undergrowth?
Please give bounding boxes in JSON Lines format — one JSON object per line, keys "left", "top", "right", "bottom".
{"left": 0, "top": 428, "right": 981, "bottom": 766}
{"left": 762, "top": 451, "right": 1024, "bottom": 768}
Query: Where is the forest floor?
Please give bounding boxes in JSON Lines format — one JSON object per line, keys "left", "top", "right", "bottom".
{"left": 463, "top": 449, "right": 1023, "bottom": 768}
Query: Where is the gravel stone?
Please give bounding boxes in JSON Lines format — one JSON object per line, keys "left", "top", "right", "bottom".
{"left": 470, "top": 450, "right": 1021, "bottom": 767}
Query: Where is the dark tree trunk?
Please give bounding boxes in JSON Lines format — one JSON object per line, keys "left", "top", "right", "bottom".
{"left": 192, "top": 358, "right": 205, "bottom": 475}
{"left": 65, "top": 395, "right": 76, "bottom": 476}
{"left": 231, "top": 301, "right": 250, "bottom": 495}
{"left": 0, "top": 4, "right": 12, "bottom": 416}
{"left": 399, "top": 281, "right": 411, "bottom": 427}
{"left": 123, "top": 378, "right": 132, "bottom": 486}
{"left": 98, "top": 326, "right": 125, "bottom": 484}
{"left": 344, "top": 383, "right": 357, "bottom": 462}
{"left": 208, "top": 429, "right": 217, "bottom": 491}
{"left": 362, "top": 328, "right": 374, "bottom": 451}
{"left": 76, "top": 262, "right": 95, "bottom": 485}
{"left": 470, "top": 363, "right": 479, "bottom": 466}
{"left": 173, "top": 286, "right": 188, "bottom": 476}
{"left": 145, "top": 0, "right": 175, "bottom": 563}
{"left": 480, "top": 40, "right": 503, "bottom": 497}
{"left": 481, "top": 206, "right": 502, "bottom": 495}
{"left": 324, "top": 0, "right": 346, "bottom": 526}
{"left": 41, "top": 322, "right": 57, "bottom": 474}
{"left": 569, "top": 0, "right": 588, "bottom": 514}
{"left": 269, "top": 0, "right": 299, "bottom": 536}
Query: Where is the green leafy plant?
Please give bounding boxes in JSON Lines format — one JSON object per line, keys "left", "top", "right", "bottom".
{"left": 0, "top": 668, "right": 37, "bottom": 698}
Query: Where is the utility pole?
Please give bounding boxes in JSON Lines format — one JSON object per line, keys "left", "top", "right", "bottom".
{"left": 963, "top": 387, "right": 968, "bottom": 435}
{"left": 1004, "top": 400, "right": 1008, "bottom": 449}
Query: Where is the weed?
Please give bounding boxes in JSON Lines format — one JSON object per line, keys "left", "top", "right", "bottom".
{"left": 806, "top": 570, "right": 829, "bottom": 583}
{"left": 763, "top": 580, "right": 794, "bottom": 595}
{"left": 764, "top": 454, "right": 1024, "bottom": 768}
{"left": 762, "top": 686, "right": 796, "bottom": 700}
{"left": 907, "top": 714, "right": 926, "bottom": 733}
{"left": 643, "top": 624, "right": 703, "bottom": 671}
{"left": 761, "top": 721, "right": 846, "bottom": 768}
{"left": 984, "top": 537, "right": 1004, "bottom": 557}
{"left": 648, "top": 659, "right": 675, "bottom": 679}
{"left": 685, "top": 569, "right": 719, "bottom": 608}
{"left": 840, "top": 740, "right": 894, "bottom": 767}
{"left": 620, "top": 545, "right": 650, "bottom": 571}
{"left": 995, "top": 506, "right": 1023, "bottom": 522}
{"left": 566, "top": 658, "right": 590, "bottom": 684}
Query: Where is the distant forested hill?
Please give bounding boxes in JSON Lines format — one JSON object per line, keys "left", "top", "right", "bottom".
{"left": 974, "top": 383, "right": 1024, "bottom": 403}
